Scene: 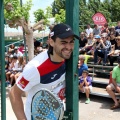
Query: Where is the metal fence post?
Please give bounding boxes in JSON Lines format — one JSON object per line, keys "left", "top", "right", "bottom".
{"left": 64, "top": 0, "right": 79, "bottom": 120}
{"left": 0, "top": 0, "right": 6, "bottom": 120}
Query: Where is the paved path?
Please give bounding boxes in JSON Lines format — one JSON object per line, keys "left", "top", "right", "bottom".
{"left": 4, "top": 90, "right": 120, "bottom": 120}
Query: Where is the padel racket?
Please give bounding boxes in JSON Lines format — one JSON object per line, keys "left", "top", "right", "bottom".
{"left": 31, "top": 88, "right": 64, "bottom": 120}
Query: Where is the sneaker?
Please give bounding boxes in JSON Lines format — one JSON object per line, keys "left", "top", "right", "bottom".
{"left": 85, "top": 98, "right": 90, "bottom": 104}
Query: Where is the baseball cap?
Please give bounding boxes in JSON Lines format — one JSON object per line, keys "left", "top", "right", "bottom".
{"left": 95, "top": 35, "right": 101, "bottom": 39}
{"left": 117, "top": 56, "right": 120, "bottom": 64}
{"left": 50, "top": 23, "right": 79, "bottom": 40}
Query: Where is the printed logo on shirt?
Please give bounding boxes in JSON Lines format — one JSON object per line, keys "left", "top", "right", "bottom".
{"left": 18, "top": 77, "right": 29, "bottom": 89}
{"left": 51, "top": 74, "right": 57, "bottom": 79}
{"left": 58, "top": 88, "right": 65, "bottom": 100}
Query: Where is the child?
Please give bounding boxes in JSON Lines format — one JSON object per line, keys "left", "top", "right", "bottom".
{"left": 79, "top": 70, "right": 92, "bottom": 104}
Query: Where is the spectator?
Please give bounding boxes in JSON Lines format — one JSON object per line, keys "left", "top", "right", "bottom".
{"left": 94, "top": 33, "right": 111, "bottom": 66}
{"left": 18, "top": 43, "right": 24, "bottom": 54}
{"left": 93, "top": 24, "right": 101, "bottom": 36}
{"left": 115, "top": 21, "right": 120, "bottom": 35}
{"left": 109, "top": 26, "right": 119, "bottom": 37}
{"left": 108, "top": 36, "right": 120, "bottom": 66}
{"left": 8, "top": 44, "right": 15, "bottom": 54}
{"left": 14, "top": 47, "right": 23, "bottom": 57}
{"left": 79, "top": 32, "right": 88, "bottom": 54}
{"left": 85, "top": 24, "right": 93, "bottom": 37}
{"left": 78, "top": 55, "right": 88, "bottom": 77}
{"left": 106, "top": 56, "right": 120, "bottom": 109}
{"left": 101, "top": 23, "right": 109, "bottom": 34}
{"left": 79, "top": 70, "right": 92, "bottom": 104}
{"left": 34, "top": 38, "right": 42, "bottom": 54}
{"left": 84, "top": 33, "right": 95, "bottom": 54}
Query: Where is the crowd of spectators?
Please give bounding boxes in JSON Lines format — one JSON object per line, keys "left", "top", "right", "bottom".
{"left": 79, "top": 21, "right": 120, "bottom": 66}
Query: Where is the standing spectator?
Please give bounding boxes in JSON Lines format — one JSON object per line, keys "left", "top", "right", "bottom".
{"left": 106, "top": 56, "right": 120, "bottom": 109}
{"left": 85, "top": 24, "right": 93, "bottom": 37}
{"left": 93, "top": 24, "right": 101, "bottom": 36}
{"left": 94, "top": 33, "right": 111, "bottom": 66}
{"left": 79, "top": 32, "right": 88, "bottom": 54}
{"left": 79, "top": 70, "right": 92, "bottom": 104}
{"left": 78, "top": 55, "right": 88, "bottom": 77}
{"left": 115, "top": 21, "right": 120, "bottom": 35}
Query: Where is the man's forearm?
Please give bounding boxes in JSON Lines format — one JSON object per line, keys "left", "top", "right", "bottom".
{"left": 9, "top": 87, "right": 27, "bottom": 120}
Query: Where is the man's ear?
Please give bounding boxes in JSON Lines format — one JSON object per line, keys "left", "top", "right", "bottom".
{"left": 49, "top": 38, "right": 54, "bottom": 47}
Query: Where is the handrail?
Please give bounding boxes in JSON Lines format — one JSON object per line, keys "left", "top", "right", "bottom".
{"left": 5, "top": 39, "right": 24, "bottom": 48}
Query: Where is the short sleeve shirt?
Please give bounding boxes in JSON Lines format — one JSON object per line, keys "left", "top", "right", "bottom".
{"left": 112, "top": 65, "right": 120, "bottom": 83}
{"left": 16, "top": 50, "right": 66, "bottom": 120}
{"left": 79, "top": 76, "right": 92, "bottom": 86}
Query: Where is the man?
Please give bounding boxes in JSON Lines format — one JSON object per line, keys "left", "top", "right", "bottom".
{"left": 79, "top": 70, "right": 92, "bottom": 104}
{"left": 13, "top": 46, "right": 23, "bottom": 58}
{"left": 9, "top": 23, "right": 79, "bottom": 120}
{"left": 94, "top": 33, "right": 111, "bottom": 66}
{"left": 93, "top": 24, "right": 101, "bottom": 36}
{"left": 106, "top": 56, "right": 120, "bottom": 109}
{"left": 85, "top": 24, "right": 93, "bottom": 37}
{"left": 79, "top": 32, "right": 88, "bottom": 54}
{"left": 78, "top": 55, "right": 88, "bottom": 77}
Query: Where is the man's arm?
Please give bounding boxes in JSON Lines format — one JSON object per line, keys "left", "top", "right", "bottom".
{"left": 9, "top": 84, "right": 27, "bottom": 120}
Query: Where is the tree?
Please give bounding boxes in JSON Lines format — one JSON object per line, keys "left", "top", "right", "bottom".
{"left": 45, "top": 6, "right": 53, "bottom": 18}
{"left": 4, "top": 0, "right": 45, "bottom": 60}
{"left": 51, "top": 0, "right": 65, "bottom": 16}
{"left": 55, "top": 9, "right": 65, "bottom": 23}
{"left": 110, "top": 0, "right": 120, "bottom": 22}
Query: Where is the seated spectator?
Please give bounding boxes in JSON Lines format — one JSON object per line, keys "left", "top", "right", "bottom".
{"left": 106, "top": 56, "right": 120, "bottom": 109}
{"left": 93, "top": 24, "right": 101, "bottom": 36}
{"left": 115, "top": 21, "right": 120, "bottom": 36}
{"left": 34, "top": 38, "right": 41, "bottom": 54}
{"left": 101, "top": 23, "right": 109, "bottom": 34}
{"left": 78, "top": 55, "right": 88, "bottom": 77}
{"left": 94, "top": 33, "right": 111, "bottom": 66}
{"left": 14, "top": 47, "right": 23, "bottom": 58}
{"left": 79, "top": 32, "right": 88, "bottom": 54}
{"left": 108, "top": 36, "right": 120, "bottom": 66}
{"left": 79, "top": 70, "right": 92, "bottom": 104}
{"left": 8, "top": 44, "right": 15, "bottom": 54}
{"left": 109, "top": 26, "right": 119, "bottom": 37}
{"left": 14, "top": 56, "right": 26, "bottom": 81}
{"left": 84, "top": 33, "right": 95, "bottom": 54}
{"left": 18, "top": 43, "right": 24, "bottom": 54}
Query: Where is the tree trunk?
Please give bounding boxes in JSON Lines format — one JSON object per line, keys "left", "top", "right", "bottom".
{"left": 26, "top": 32, "right": 34, "bottom": 61}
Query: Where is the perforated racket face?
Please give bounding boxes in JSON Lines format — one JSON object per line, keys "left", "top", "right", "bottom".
{"left": 31, "top": 89, "right": 64, "bottom": 120}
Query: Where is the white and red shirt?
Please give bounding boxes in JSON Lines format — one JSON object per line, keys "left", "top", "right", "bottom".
{"left": 16, "top": 50, "right": 66, "bottom": 120}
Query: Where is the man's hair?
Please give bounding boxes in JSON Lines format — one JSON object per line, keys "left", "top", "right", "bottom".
{"left": 48, "top": 37, "right": 56, "bottom": 55}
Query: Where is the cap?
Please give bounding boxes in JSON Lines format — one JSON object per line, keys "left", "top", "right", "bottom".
{"left": 95, "top": 35, "right": 101, "bottom": 39}
{"left": 14, "top": 46, "right": 18, "bottom": 49}
{"left": 50, "top": 23, "right": 79, "bottom": 39}
{"left": 82, "top": 70, "right": 89, "bottom": 74}
{"left": 117, "top": 56, "right": 120, "bottom": 64}
{"left": 101, "top": 33, "right": 108, "bottom": 37}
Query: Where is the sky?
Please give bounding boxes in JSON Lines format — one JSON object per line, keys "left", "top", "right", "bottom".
{"left": 5, "top": 0, "right": 54, "bottom": 32}
{"left": 23, "top": 0, "right": 54, "bottom": 23}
